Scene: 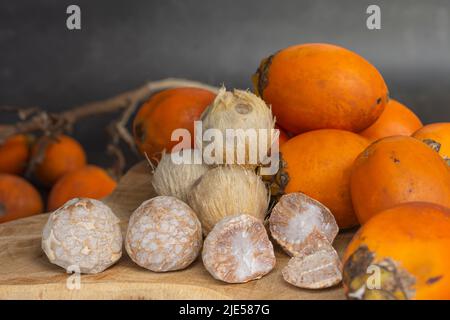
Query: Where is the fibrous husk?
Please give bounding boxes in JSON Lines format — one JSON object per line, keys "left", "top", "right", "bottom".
{"left": 41, "top": 198, "right": 122, "bottom": 274}
{"left": 188, "top": 166, "right": 269, "bottom": 235}
{"left": 125, "top": 196, "right": 202, "bottom": 272}
{"left": 196, "top": 87, "right": 276, "bottom": 168}
{"left": 202, "top": 214, "right": 276, "bottom": 283}
{"left": 269, "top": 192, "right": 338, "bottom": 256}
{"left": 151, "top": 149, "right": 209, "bottom": 203}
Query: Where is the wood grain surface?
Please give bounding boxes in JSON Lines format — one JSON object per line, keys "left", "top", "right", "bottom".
{"left": 0, "top": 161, "right": 353, "bottom": 300}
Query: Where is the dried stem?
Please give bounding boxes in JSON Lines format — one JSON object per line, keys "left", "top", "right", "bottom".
{"left": 0, "top": 78, "right": 218, "bottom": 142}
{"left": 0, "top": 78, "right": 219, "bottom": 178}
{"left": 0, "top": 106, "right": 41, "bottom": 120}
{"left": 25, "top": 134, "right": 62, "bottom": 177}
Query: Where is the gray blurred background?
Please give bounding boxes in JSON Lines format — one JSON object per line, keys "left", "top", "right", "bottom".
{"left": 1, "top": 0, "right": 449, "bottom": 168}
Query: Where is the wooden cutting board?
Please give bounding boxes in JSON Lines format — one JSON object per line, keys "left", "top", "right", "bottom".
{"left": 0, "top": 161, "right": 354, "bottom": 300}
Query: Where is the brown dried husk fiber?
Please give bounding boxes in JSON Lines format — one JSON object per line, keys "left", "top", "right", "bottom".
{"left": 188, "top": 166, "right": 269, "bottom": 235}
{"left": 152, "top": 149, "right": 210, "bottom": 203}
{"left": 196, "top": 87, "right": 276, "bottom": 168}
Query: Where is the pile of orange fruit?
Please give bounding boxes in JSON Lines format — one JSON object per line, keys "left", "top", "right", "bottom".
{"left": 255, "top": 44, "right": 450, "bottom": 300}
{"left": 2, "top": 42, "right": 449, "bottom": 299}
{"left": 131, "top": 43, "right": 450, "bottom": 299}
{"left": 0, "top": 134, "right": 117, "bottom": 223}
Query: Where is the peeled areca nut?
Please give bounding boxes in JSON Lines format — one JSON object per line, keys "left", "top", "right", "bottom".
{"left": 269, "top": 192, "right": 338, "bottom": 256}
{"left": 202, "top": 214, "right": 276, "bottom": 283}
{"left": 125, "top": 196, "right": 202, "bottom": 272}
{"left": 282, "top": 243, "right": 342, "bottom": 289}
{"left": 42, "top": 198, "right": 122, "bottom": 274}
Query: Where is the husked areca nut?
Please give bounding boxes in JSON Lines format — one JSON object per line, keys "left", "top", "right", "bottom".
{"left": 125, "top": 196, "right": 202, "bottom": 272}
{"left": 202, "top": 214, "right": 276, "bottom": 283}
{"left": 196, "top": 87, "right": 276, "bottom": 167}
{"left": 270, "top": 193, "right": 346, "bottom": 290}
{"left": 152, "top": 149, "right": 209, "bottom": 203}
{"left": 269, "top": 192, "right": 338, "bottom": 257}
{"left": 188, "top": 166, "right": 269, "bottom": 235}
{"left": 41, "top": 198, "right": 123, "bottom": 274}
{"left": 282, "top": 243, "right": 342, "bottom": 289}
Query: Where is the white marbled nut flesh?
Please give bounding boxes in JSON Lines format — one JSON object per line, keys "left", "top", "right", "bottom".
{"left": 202, "top": 214, "right": 276, "bottom": 283}
{"left": 41, "top": 198, "right": 123, "bottom": 274}
{"left": 125, "top": 196, "right": 202, "bottom": 272}
{"left": 282, "top": 243, "right": 342, "bottom": 289}
{"left": 269, "top": 192, "right": 339, "bottom": 256}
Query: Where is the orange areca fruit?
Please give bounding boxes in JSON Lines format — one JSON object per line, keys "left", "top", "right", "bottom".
{"left": 279, "top": 129, "right": 370, "bottom": 229}
{"left": 413, "top": 122, "right": 450, "bottom": 164}
{"left": 133, "top": 87, "right": 216, "bottom": 159}
{"left": 359, "top": 99, "right": 423, "bottom": 141}
{"left": 253, "top": 43, "right": 388, "bottom": 134}
{"left": 33, "top": 135, "right": 87, "bottom": 186}
{"left": 47, "top": 165, "right": 117, "bottom": 211}
{"left": 0, "top": 174, "right": 43, "bottom": 223}
{"left": 275, "top": 124, "right": 289, "bottom": 146}
{"left": 0, "top": 135, "right": 31, "bottom": 175}
{"left": 351, "top": 136, "right": 450, "bottom": 224}
{"left": 343, "top": 202, "right": 450, "bottom": 300}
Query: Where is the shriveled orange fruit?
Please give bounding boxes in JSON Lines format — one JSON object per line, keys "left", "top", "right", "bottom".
{"left": 0, "top": 174, "right": 43, "bottom": 223}
{"left": 133, "top": 87, "right": 216, "bottom": 159}
{"left": 47, "top": 165, "right": 117, "bottom": 211}
{"left": 33, "top": 135, "right": 87, "bottom": 186}
{"left": 279, "top": 129, "right": 370, "bottom": 229}
{"left": 351, "top": 136, "right": 450, "bottom": 224}
{"left": 413, "top": 122, "right": 450, "bottom": 165}
{"left": 0, "top": 135, "right": 31, "bottom": 175}
{"left": 343, "top": 202, "right": 450, "bottom": 300}
{"left": 253, "top": 43, "right": 388, "bottom": 134}
{"left": 359, "top": 99, "right": 422, "bottom": 141}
